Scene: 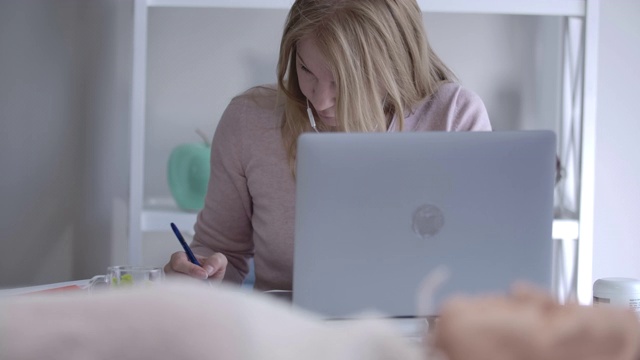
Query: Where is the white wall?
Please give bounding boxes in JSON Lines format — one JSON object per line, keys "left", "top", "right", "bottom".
{"left": 592, "top": 0, "right": 640, "bottom": 282}
{"left": 144, "top": 8, "right": 288, "bottom": 200}
{"left": 0, "top": 0, "right": 82, "bottom": 287}
{"left": 425, "top": 14, "right": 562, "bottom": 133}
{"left": 72, "top": 0, "right": 133, "bottom": 280}
{"left": 0, "top": 0, "right": 131, "bottom": 287}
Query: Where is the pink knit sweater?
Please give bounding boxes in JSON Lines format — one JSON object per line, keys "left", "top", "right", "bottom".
{"left": 192, "top": 82, "right": 492, "bottom": 291}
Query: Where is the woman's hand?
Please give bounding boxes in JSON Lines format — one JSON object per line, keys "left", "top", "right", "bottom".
{"left": 164, "top": 251, "right": 228, "bottom": 281}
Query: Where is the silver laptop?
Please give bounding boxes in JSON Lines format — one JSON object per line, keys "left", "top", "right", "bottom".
{"left": 292, "top": 131, "right": 556, "bottom": 319}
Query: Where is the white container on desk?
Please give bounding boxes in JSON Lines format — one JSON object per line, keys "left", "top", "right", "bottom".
{"left": 593, "top": 277, "right": 640, "bottom": 317}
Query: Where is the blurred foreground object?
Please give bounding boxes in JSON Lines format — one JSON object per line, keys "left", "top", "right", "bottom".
{"left": 432, "top": 283, "right": 640, "bottom": 360}
{"left": 2, "top": 281, "right": 639, "bottom": 360}
{"left": 0, "top": 281, "right": 421, "bottom": 360}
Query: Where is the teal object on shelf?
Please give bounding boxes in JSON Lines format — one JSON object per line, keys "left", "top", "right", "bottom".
{"left": 167, "top": 143, "right": 211, "bottom": 212}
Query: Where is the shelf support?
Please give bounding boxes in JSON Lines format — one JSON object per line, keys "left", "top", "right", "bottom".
{"left": 556, "top": 0, "right": 599, "bottom": 305}
{"left": 128, "top": 0, "right": 149, "bottom": 266}
{"left": 576, "top": 0, "right": 599, "bottom": 305}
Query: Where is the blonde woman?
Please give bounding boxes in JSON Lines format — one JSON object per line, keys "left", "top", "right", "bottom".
{"left": 165, "top": 0, "right": 492, "bottom": 291}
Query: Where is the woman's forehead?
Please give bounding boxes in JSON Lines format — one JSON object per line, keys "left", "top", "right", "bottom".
{"left": 296, "top": 36, "right": 335, "bottom": 80}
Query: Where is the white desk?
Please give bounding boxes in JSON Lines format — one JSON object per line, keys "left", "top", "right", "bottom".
{"left": 0, "top": 279, "right": 89, "bottom": 297}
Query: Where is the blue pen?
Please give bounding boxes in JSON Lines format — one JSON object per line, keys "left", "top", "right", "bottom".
{"left": 170, "top": 222, "right": 202, "bottom": 267}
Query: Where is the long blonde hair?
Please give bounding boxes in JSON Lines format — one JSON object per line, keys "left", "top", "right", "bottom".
{"left": 277, "top": 0, "right": 455, "bottom": 172}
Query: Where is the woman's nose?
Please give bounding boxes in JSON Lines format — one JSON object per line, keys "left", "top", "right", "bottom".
{"left": 311, "top": 82, "right": 336, "bottom": 111}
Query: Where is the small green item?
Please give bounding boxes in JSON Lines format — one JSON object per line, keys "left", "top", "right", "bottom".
{"left": 120, "top": 274, "right": 134, "bottom": 285}
{"left": 168, "top": 130, "right": 211, "bottom": 212}
{"left": 111, "top": 274, "right": 134, "bottom": 287}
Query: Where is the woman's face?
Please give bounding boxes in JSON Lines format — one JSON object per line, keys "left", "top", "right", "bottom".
{"left": 296, "top": 35, "right": 337, "bottom": 126}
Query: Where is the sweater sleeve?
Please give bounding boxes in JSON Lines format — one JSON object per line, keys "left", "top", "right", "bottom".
{"left": 191, "top": 95, "right": 253, "bottom": 284}
{"left": 452, "top": 86, "right": 492, "bottom": 131}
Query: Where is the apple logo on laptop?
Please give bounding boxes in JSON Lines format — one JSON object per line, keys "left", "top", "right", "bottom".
{"left": 412, "top": 203, "right": 445, "bottom": 240}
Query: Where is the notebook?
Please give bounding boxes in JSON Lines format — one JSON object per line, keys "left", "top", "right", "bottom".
{"left": 292, "top": 130, "right": 556, "bottom": 319}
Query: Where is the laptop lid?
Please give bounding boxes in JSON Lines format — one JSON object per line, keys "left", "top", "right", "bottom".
{"left": 292, "top": 131, "right": 556, "bottom": 319}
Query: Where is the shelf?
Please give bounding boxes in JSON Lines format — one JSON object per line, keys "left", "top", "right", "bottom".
{"left": 552, "top": 218, "right": 580, "bottom": 241}
{"left": 141, "top": 198, "right": 199, "bottom": 234}
{"left": 142, "top": 198, "right": 580, "bottom": 240}
{"left": 147, "top": 0, "right": 586, "bottom": 17}
{"left": 417, "top": 0, "right": 585, "bottom": 16}
{"left": 147, "top": 0, "right": 294, "bottom": 9}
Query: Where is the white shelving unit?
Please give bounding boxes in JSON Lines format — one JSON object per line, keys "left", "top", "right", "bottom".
{"left": 129, "top": 0, "right": 599, "bottom": 304}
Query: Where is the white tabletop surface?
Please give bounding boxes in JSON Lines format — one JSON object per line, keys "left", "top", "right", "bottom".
{"left": 0, "top": 279, "right": 90, "bottom": 297}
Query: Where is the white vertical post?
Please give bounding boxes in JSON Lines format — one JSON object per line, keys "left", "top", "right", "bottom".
{"left": 554, "top": 8, "right": 583, "bottom": 303}
{"left": 558, "top": 17, "right": 583, "bottom": 220}
{"left": 576, "top": 0, "right": 599, "bottom": 305}
{"left": 128, "top": 0, "right": 148, "bottom": 265}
